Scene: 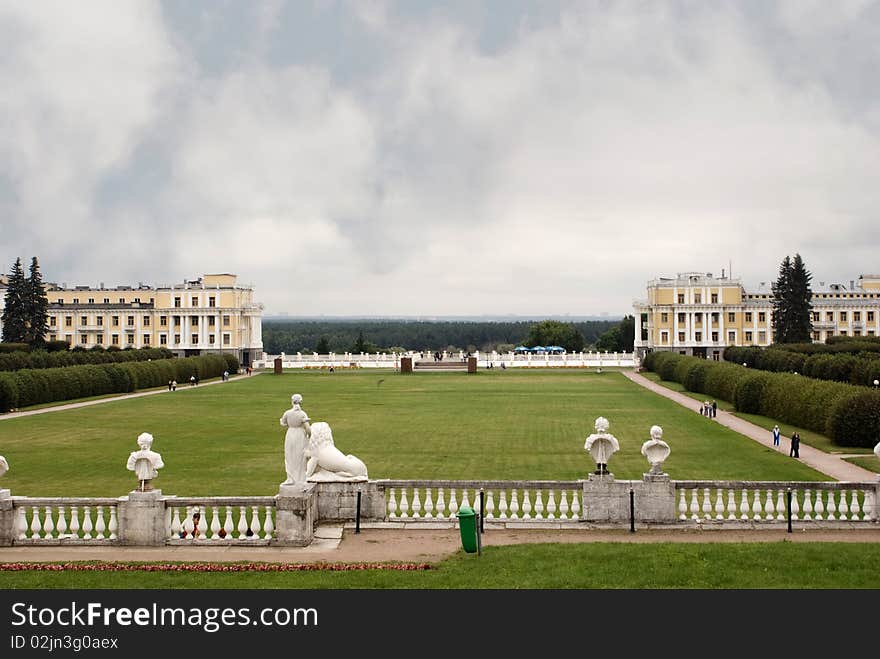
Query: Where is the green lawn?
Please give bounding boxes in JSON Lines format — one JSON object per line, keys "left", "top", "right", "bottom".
{"left": 844, "top": 456, "right": 879, "bottom": 473}
{"left": 639, "top": 372, "right": 873, "bottom": 455}
{"left": 3, "top": 542, "right": 879, "bottom": 588}
{"left": 0, "top": 370, "right": 826, "bottom": 497}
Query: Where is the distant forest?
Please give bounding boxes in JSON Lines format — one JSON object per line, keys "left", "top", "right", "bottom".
{"left": 262, "top": 319, "right": 620, "bottom": 354}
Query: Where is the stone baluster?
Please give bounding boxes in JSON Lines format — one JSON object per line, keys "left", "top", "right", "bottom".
{"left": 702, "top": 488, "right": 712, "bottom": 520}
{"left": 751, "top": 491, "right": 763, "bottom": 521}
{"left": 863, "top": 489, "right": 875, "bottom": 521}
{"left": 534, "top": 490, "right": 544, "bottom": 520}
{"left": 95, "top": 506, "right": 106, "bottom": 539}
{"left": 423, "top": 488, "right": 434, "bottom": 519}
{"left": 678, "top": 490, "right": 687, "bottom": 520}
{"left": 825, "top": 491, "right": 837, "bottom": 520}
{"left": 498, "top": 490, "right": 509, "bottom": 519}
{"left": 849, "top": 491, "right": 860, "bottom": 521}
{"left": 448, "top": 490, "right": 459, "bottom": 519}
{"left": 43, "top": 506, "right": 55, "bottom": 539}
{"left": 164, "top": 507, "right": 172, "bottom": 539}
{"left": 739, "top": 490, "right": 750, "bottom": 520}
{"left": 237, "top": 506, "right": 248, "bottom": 539}
{"left": 762, "top": 490, "right": 774, "bottom": 521}
{"left": 727, "top": 489, "right": 737, "bottom": 520}
{"left": 223, "top": 507, "right": 234, "bottom": 539}
{"left": 837, "top": 492, "right": 849, "bottom": 520}
{"left": 460, "top": 490, "right": 471, "bottom": 511}
{"left": 776, "top": 490, "right": 785, "bottom": 521}
{"left": 509, "top": 490, "right": 520, "bottom": 520}
{"left": 411, "top": 488, "right": 422, "bottom": 519}
{"left": 791, "top": 491, "right": 800, "bottom": 520}
{"left": 249, "top": 506, "right": 261, "bottom": 537}
{"left": 558, "top": 491, "right": 569, "bottom": 520}
{"left": 108, "top": 507, "right": 118, "bottom": 540}
{"left": 399, "top": 489, "right": 410, "bottom": 519}
{"left": 570, "top": 491, "right": 581, "bottom": 520}
{"left": 484, "top": 491, "right": 495, "bottom": 519}
{"left": 521, "top": 490, "right": 532, "bottom": 519}
{"left": 545, "top": 490, "right": 556, "bottom": 520}
{"left": 198, "top": 508, "right": 209, "bottom": 539}
{"left": 802, "top": 490, "right": 813, "bottom": 520}
{"left": 714, "top": 488, "right": 725, "bottom": 520}
{"left": 263, "top": 506, "right": 274, "bottom": 540}
{"left": 170, "top": 507, "right": 182, "bottom": 538}
{"left": 690, "top": 489, "right": 700, "bottom": 521}
{"left": 69, "top": 506, "right": 80, "bottom": 540}
{"left": 387, "top": 489, "right": 398, "bottom": 519}
{"left": 435, "top": 489, "right": 446, "bottom": 518}
{"left": 56, "top": 507, "right": 68, "bottom": 538}
{"left": 16, "top": 507, "right": 27, "bottom": 540}
{"left": 813, "top": 490, "right": 825, "bottom": 520}
{"left": 183, "top": 507, "right": 195, "bottom": 539}
{"left": 210, "top": 507, "right": 221, "bottom": 540}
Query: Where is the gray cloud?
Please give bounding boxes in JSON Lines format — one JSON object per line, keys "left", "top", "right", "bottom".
{"left": 1, "top": 1, "right": 878, "bottom": 315}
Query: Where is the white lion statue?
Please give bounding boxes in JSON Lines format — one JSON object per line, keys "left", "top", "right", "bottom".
{"left": 305, "top": 422, "right": 368, "bottom": 482}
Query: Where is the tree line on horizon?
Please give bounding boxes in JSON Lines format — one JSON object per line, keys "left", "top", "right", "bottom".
{"left": 261, "top": 318, "right": 634, "bottom": 354}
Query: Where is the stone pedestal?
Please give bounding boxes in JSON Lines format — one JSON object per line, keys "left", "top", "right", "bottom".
{"left": 313, "top": 480, "right": 386, "bottom": 521}
{"left": 0, "top": 489, "right": 13, "bottom": 546}
{"left": 400, "top": 357, "right": 413, "bottom": 373}
{"left": 275, "top": 483, "right": 317, "bottom": 546}
{"left": 118, "top": 490, "right": 166, "bottom": 546}
{"left": 581, "top": 475, "right": 676, "bottom": 523}
{"left": 273, "top": 357, "right": 283, "bottom": 374}
{"left": 467, "top": 357, "right": 477, "bottom": 373}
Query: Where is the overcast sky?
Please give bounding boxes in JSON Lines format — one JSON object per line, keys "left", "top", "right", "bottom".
{"left": 2, "top": 1, "right": 879, "bottom": 317}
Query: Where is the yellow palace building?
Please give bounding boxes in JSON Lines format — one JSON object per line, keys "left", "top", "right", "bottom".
{"left": 30, "top": 273, "right": 262, "bottom": 366}
{"left": 634, "top": 272, "right": 880, "bottom": 360}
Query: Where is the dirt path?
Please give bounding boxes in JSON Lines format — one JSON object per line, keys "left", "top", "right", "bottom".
{"left": 622, "top": 370, "right": 877, "bottom": 482}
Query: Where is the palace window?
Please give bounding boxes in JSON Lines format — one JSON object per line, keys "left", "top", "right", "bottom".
{"left": 160, "top": 316, "right": 167, "bottom": 326}
{"left": 80, "top": 335, "right": 88, "bottom": 345}
{"left": 191, "top": 297, "right": 198, "bottom": 307}
{"left": 112, "top": 316, "right": 119, "bottom": 327}
{"left": 854, "top": 312, "right": 861, "bottom": 322}
{"left": 49, "top": 317, "right": 56, "bottom": 326}
{"left": 827, "top": 312, "right": 834, "bottom": 322}
{"left": 661, "top": 313, "right": 668, "bottom": 323}
{"left": 745, "top": 331, "right": 753, "bottom": 342}
{"left": 127, "top": 334, "right": 134, "bottom": 345}
{"left": 72, "top": 298, "right": 79, "bottom": 304}
{"left": 840, "top": 311, "right": 847, "bottom": 321}
{"left": 159, "top": 335, "right": 167, "bottom": 345}
{"left": 174, "top": 297, "right": 181, "bottom": 308}
{"left": 65, "top": 316, "right": 72, "bottom": 327}
{"left": 728, "top": 312, "right": 735, "bottom": 323}
{"left": 223, "top": 316, "right": 230, "bottom": 327}
{"left": 711, "top": 293, "right": 718, "bottom": 304}
{"left": 127, "top": 316, "right": 134, "bottom": 326}
{"left": 97, "top": 316, "right": 103, "bottom": 326}
{"left": 758, "top": 312, "right": 766, "bottom": 323}
{"left": 174, "top": 334, "right": 181, "bottom": 344}
{"left": 143, "top": 334, "right": 150, "bottom": 344}
{"left": 118, "top": 298, "right": 125, "bottom": 304}
{"left": 745, "top": 312, "right": 752, "bottom": 322}
{"left": 711, "top": 332, "right": 718, "bottom": 342}
{"left": 173, "top": 316, "right": 181, "bottom": 326}
{"left": 191, "top": 316, "right": 199, "bottom": 327}
{"left": 694, "top": 293, "right": 702, "bottom": 304}
{"left": 758, "top": 331, "right": 767, "bottom": 343}
{"left": 209, "top": 296, "right": 216, "bottom": 308}
{"left": 209, "top": 334, "right": 216, "bottom": 345}
{"left": 103, "top": 298, "right": 109, "bottom": 304}
{"left": 223, "top": 333, "right": 231, "bottom": 345}
{"left": 695, "top": 332, "right": 702, "bottom": 341}
{"left": 869, "top": 312, "right": 875, "bottom": 322}
{"left": 96, "top": 335, "right": 103, "bottom": 345}
{"left": 143, "top": 315, "right": 150, "bottom": 326}
{"left": 112, "top": 335, "right": 119, "bottom": 345}
{"left": 677, "top": 313, "right": 686, "bottom": 323}
{"left": 660, "top": 331, "right": 668, "bottom": 344}
{"left": 678, "top": 332, "right": 685, "bottom": 342}
{"left": 711, "top": 313, "right": 719, "bottom": 325}
{"left": 728, "top": 331, "right": 735, "bottom": 343}
{"left": 88, "top": 298, "right": 94, "bottom": 304}
{"left": 192, "top": 333, "right": 199, "bottom": 344}
{"left": 80, "top": 316, "right": 87, "bottom": 326}
{"left": 678, "top": 294, "right": 685, "bottom": 304}
{"left": 695, "top": 313, "right": 702, "bottom": 325}
{"left": 209, "top": 316, "right": 216, "bottom": 327}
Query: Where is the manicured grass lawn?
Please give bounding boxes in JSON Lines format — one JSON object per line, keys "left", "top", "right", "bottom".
{"left": 639, "top": 372, "right": 874, "bottom": 455}
{"left": 0, "top": 370, "right": 826, "bottom": 497}
{"left": 844, "top": 456, "right": 879, "bottom": 473}
{"left": 3, "top": 542, "right": 879, "bottom": 588}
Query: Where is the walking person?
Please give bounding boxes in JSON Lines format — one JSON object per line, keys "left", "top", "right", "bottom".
{"left": 711, "top": 400, "right": 717, "bottom": 418}
{"left": 171, "top": 379, "right": 177, "bottom": 391}
{"left": 772, "top": 424, "right": 781, "bottom": 448}
{"left": 790, "top": 432, "right": 800, "bottom": 458}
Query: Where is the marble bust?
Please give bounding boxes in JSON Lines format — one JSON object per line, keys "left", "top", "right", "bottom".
{"left": 641, "top": 425, "right": 671, "bottom": 475}
{"left": 126, "top": 432, "right": 164, "bottom": 491}
{"left": 305, "top": 422, "right": 368, "bottom": 482}
{"left": 583, "top": 416, "right": 620, "bottom": 475}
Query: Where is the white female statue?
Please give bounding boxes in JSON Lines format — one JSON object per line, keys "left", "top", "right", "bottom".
{"left": 583, "top": 416, "right": 620, "bottom": 475}
{"left": 280, "top": 393, "right": 312, "bottom": 485}
{"left": 641, "top": 425, "right": 671, "bottom": 475}
{"left": 126, "top": 432, "right": 164, "bottom": 491}
{"left": 0, "top": 454, "right": 8, "bottom": 479}
{"left": 305, "top": 422, "right": 368, "bottom": 481}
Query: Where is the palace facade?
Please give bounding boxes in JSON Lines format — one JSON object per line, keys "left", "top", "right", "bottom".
{"left": 21, "top": 273, "right": 262, "bottom": 366}
{"left": 634, "top": 272, "right": 880, "bottom": 359}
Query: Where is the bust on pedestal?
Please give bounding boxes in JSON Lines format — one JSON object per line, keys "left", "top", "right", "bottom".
{"left": 583, "top": 416, "right": 620, "bottom": 479}
{"left": 641, "top": 425, "right": 671, "bottom": 481}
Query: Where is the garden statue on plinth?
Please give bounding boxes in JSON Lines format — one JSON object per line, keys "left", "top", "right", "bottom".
{"left": 280, "top": 393, "right": 312, "bottom": 485}
{"left": 584, "top": 416, "right": 619, "bottom": 477}
{"left": 306, "top": 422, "right": 368, "bottom": 481}
{"left": 641, "top": 425, "right": 671, "bottom": 478}
{"left": 0, "top": 454, "right": 8, "bottom": 497}
{"left": 875, "top": 441, "right": 880, "bottom": 480}
{"left": 126, "top": 433, "right": 164, "bottom": 492}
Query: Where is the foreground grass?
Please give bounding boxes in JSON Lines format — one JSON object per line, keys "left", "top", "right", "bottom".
{"left": 3, "top": 542, "right": 880, "bottom": 589}
{"left": 639, "top": 372, "right": 873, "bottom": 455}
{"left": 0, "top": 370, "right": 826, "bottom": 496}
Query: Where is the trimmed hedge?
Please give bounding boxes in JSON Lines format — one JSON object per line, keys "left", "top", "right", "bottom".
{"left": 644, "top": 351, "right": 878, "bottom": 447}
{"left": 0, "top": 354, "right": 230, "bottom": 413}
{"left": 724, "top": 345, "right": 880, "bottom": 387}
{"left": 0, "top": 347, "right": 174, "bottom": 372}
{"left": 0, "top": 343, "right": 30, "bottom": 354}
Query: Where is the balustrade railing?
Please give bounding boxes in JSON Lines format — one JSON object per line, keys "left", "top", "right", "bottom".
{"left": 674, "top": 482, "right": 877, "bottom": 522}
{"left": 12, "top": 498, "right": 120, "bottom": 544}
{"left": 164, "top": 497, "right": 276, "bottom": 544}
{"left": 382, "top": 480, "right": 583, "bottom": 523}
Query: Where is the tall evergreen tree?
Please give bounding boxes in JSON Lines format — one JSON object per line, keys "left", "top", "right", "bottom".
{"left": 1, "top": 257, "right": 28, "bottom": 343}
{"left": 25, "top": 257, "right": 49, "bottom": 345}
{"left": 771, "top": 254, "right": 812, "bottom": 344}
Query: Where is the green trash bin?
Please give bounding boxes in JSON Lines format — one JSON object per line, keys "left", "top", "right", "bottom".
{"left": 457, "top": 506, "right": 479, "bottom": 553}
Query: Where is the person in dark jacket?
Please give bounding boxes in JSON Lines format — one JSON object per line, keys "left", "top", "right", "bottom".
{"left": 790, "top": 432, "right": 800, "bottom": 458}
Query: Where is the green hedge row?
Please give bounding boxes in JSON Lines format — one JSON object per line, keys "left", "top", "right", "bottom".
{"left": 643, "top": 351, "right": 880, "bottom": 448}
{"left": 724, "top": 346, "right": 880, "bottom": 387}
{"left": 0, "top": 346, "right": 174, "bottom": 372}
{"left": 0, "top": 353, "right": 239, "bottom": 413}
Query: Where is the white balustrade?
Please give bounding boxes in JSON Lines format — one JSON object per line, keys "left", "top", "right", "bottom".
{"left": 13, "top": 500, "right": 120, "bottom": 543}
{"left": 164, "top": 500, "right": 275, "bottom": 543}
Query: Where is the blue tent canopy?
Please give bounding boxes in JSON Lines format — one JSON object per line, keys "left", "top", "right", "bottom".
{"left": 514, "top": 346, "right": 530, "bottom": 352}
{"left": 531, "top": 346, "right": 546, "bottom": 352}
{"left": 545, "top": 346, "right": 565, "bottom": 353}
